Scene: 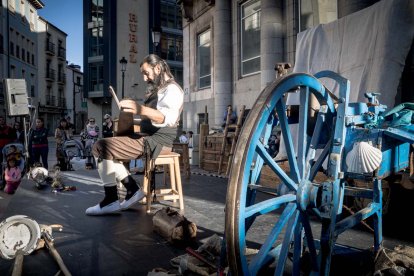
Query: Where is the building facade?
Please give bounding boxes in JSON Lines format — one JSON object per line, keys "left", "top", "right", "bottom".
{"left": 66, "top": 63, "right": 85, "bottom": 134}
{"left": 180, "top": 0, "right": 414, "bottom": 133}
{"left": 37, "top": 16, "right": 67, "bottom": 131}
{"left": 0, "top": 0, "right": 43, "bottom": 122}
{"left": 83, "top": 0, "right": 183, "bottom": 131}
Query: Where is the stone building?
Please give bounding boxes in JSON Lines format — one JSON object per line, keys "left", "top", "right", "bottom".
{"left": 0, "top": 0, "right": 43, "bottom": 123}
{"left": 180, "top": 0, "right": 413, "bottom": 132}
{"left": 83, "top": 0, "right": 183, "bottom": 130}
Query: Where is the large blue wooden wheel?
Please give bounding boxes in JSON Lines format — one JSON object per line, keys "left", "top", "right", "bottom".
{"left": 225, "top": 73, "right": 347, "bottom": 275}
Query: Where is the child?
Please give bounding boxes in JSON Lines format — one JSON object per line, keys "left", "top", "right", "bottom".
{"left": 4, "top": 158, "right": 22, "bottom": 194}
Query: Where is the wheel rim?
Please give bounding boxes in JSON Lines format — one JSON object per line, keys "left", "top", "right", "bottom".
{"left": 225, "top": 73, "right": 338, "bottom": 275}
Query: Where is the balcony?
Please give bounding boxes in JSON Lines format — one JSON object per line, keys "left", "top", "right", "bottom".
{"left": 45, "top": 41, "right": 55, "bottom": 55}
{"left": 45, "top": 68, "right": 56, "bottom": 81}
{"left": 58, "top": 97, "right": 66, "bottom": 108}
{"left": 57, "top": 72, "right": 66, "bottom": 84}
{"left": 58, "top": 47, "right": 66, "bottom": 60}
{"left": 46, "top": 95, "right": 56, "bottom": 106}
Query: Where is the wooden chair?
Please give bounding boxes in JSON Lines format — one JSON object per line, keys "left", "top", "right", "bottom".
{"left": 142, "top": 151, "right": 184, "bottom": 213}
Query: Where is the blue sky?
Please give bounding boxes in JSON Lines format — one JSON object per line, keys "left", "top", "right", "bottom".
{"left": 38, "top": 0, "right": 83, "bottom": 71}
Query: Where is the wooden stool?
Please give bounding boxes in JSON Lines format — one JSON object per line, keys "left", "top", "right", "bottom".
{"left": 142, "top": 152, "right": 184, "bottom": 213}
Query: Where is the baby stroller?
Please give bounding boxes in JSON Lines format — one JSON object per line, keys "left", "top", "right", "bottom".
{"left": 1, "top": 143, "right": 26, "bottom": 188}
{"left": 59, "top": 139, "right": 85, "bottom": 171}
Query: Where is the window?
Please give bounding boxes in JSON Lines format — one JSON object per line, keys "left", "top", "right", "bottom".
{"left": 160, "top": 0, "right": 182, "bottom": 29}
{"left": 197, "top": 29, "right": 211, "bottom": 89}
{"left": 89, "top": 27, "right": 103, "bottom": 56}
{"left": 0, "top": 34, "right": 3, "bottom": 54}
{"left": 160, "top": 34, "right": 183, "bottom": 62}
{"left": 10, "top": 42, "right": 14, "bottom": 56}
{"left": 89, "top": 62, "right": 104, "bottom": 91}
{"left": 26, "top": 50, "right": 30, "bottom": 62}
{"left": 31, "top": 54, "right": 34, "bottom": 65}
{"left": 16, "top": 45, "right": 20, "bottom": 58}
{"left": 21, "top": 48, "right": 25, "bottom": 61}
{"left": 30, "top": 73, "right": 35, "bottom": 97}
{"left": 91, "top": 0, "right": 103, "bottom": 22}
{"left": 241, "top": 0, "right": 261, "bottom": 76}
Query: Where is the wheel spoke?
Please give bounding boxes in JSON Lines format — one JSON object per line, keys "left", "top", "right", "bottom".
{"left": 276, "top": 100, "right": 300, "bottom": 183}
{"left": 249, "top": 203, "right": 296, "bottom": 275}
{"left": 256, "top": 142, "right": 298, "bottom": 191}
{"left": 244, "top": 194, "right": 296, "bottom": 218}
{"left": 301, "top": 212, "right": 320, "bottom": 272}
{"left": 274, "top": 210, "right": 300, "bottom": 276}
{"left": 309, "top": 138, "right": 332, "bottom": 181}
{"left": 305, "top": 107, "right": 326, "bottom": 179}
{"left": 297, "top": 87, "right": 309, "bottom": 179}
{"left": 292, "top": 219, "right": 303, "bottom": 276}
{"left": 251, "top": 117, "right": 275, "bottom": 184}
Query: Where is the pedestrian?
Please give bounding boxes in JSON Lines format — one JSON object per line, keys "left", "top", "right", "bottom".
{"left": 82, "top": 118, "right": 99, "bottom": 168}
{"left": 186, "top": 131, "right": 194, "bottom": 148}
{"left": 55, "top": 118, "right": 73, "bottom": 170}
{"left": 28, "top": 118, "right": 49, "bottom": 169}
{"left": 179, "top": 131, "right": 188, "bottom": 143}
{"left": 86, "top": 54, "right": 184, "bottom": 215}
{"left": 102, "top": 114, "right": 113, "bottom": 138}
{"left": 0, "top": 116, "right": 16, "bottom": 163}
{"left": 66, "top": 116, "right": 75, "bottom": 133}
{"left": 13, "top": 121, "right": 25, "bottom": 145}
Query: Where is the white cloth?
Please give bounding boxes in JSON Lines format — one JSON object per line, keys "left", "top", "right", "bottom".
{"left": 152, "top": 83, "right": 184, "bottom": 128}
{"left": 292, "top": 0, "right": 414, "bottom": 108}
{"left": 179, "top": 134, "right": 188, "bottom": 143}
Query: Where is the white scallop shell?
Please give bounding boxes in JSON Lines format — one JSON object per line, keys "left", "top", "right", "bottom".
{"left": 345, "top": 141, "right": 382, "bottom": 174}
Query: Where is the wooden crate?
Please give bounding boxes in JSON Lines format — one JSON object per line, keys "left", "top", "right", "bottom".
{"left": 201, "top": 133, "right": 232, "bottom": 172}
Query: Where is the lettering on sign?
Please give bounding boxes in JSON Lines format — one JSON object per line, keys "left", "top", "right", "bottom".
{"left": 129, "top": 13, "right": 137, "bottom": 63}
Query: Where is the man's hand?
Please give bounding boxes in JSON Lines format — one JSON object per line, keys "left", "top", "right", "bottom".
{"left": 119, "top": 99, "right": 142, "bottom": 115}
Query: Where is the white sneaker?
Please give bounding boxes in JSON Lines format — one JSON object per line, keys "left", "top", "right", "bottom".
{"left": 85, "top": 201, "right": 121, "bottom": 215}
{"left": 120, "top": 190, "right": 145, "bottom": 210}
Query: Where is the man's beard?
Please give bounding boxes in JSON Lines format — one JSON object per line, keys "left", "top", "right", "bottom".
{"left": 147, "top": 73, "right": 162, "bottom": 94}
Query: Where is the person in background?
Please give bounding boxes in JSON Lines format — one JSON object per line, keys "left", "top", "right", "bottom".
{"left": 55, "top": 118, "right": 73, "bottom": 170}
{"left": 186, "top": 131, "right": 194, "bottom": 148}
{"left": 179, "top": 131, "right": 188, "bottom": 143}
{"left": 102, "top": 114, "right": 114, "bottom": 138}
{"left": 86, "top": 54, "right": 184, "bottom": 215}
{"left": 29, "top": 118, "right": 49, "bottom": 169}
{"left": 4, "top": 157, "right": 22, "bottom": 194}
{"left": 222, "top": 105, "right": 237, "bottom": 127}
{"left": 66, "top": 116, "right": 75, "bottom": 133}
{"left": 82, "top": 118, "right": 100, "bottom": 168}
{"left": 0, "top": 116, "right": 16, "bottom": 163}
{"left": 13, "top": 121, "right": 25, "bottom": 145}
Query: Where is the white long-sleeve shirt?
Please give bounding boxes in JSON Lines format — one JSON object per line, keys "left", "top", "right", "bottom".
{"left": 151, "top": 83, "right": 184, "bottom": 128}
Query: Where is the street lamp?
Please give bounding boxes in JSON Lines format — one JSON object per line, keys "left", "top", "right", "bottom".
{"left": 119, "top": 56, "right": 127, "bottom": 98}
{"left": 151, "top": 26, "right": 162, "bottom": 55}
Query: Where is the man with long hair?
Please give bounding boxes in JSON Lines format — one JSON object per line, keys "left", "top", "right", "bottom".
{"left": 86, "top": 54, "right": 184, "bottom": 215}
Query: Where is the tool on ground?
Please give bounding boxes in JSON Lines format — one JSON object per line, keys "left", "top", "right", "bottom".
{"left": 0, "top": 215, "right": 71, "bottom": 276}
{"left": 0, "top": 215, "right": 41, "bottom": 276}
{"left": 39, "top": 224, "right": 72, "bottom": 276}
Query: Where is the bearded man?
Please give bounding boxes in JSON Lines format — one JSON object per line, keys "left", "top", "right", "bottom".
{"left": 86, "top": 54, "right": 184, "bottom": 215}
